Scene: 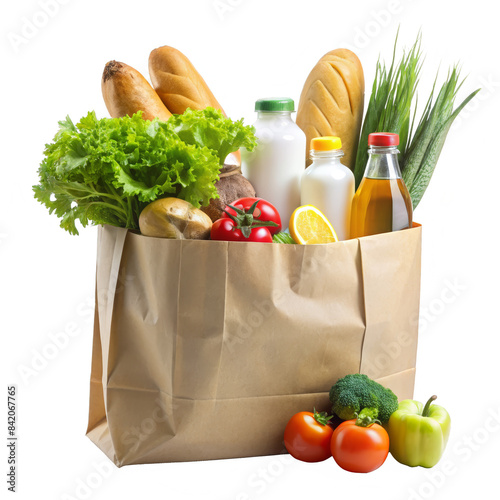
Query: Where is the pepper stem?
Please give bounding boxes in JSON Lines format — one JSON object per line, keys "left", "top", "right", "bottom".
{"left": 422, "top": 395, "right": 437, "bottom": 417}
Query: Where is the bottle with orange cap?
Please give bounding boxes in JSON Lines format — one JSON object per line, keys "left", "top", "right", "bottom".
{"left": 300, "top": 136, "right": 355, "bottom": 241}
{"left": 350, "top": 132, "right": 413, "bottom": 238}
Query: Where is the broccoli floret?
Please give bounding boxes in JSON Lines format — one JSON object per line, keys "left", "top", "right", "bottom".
{"left": 329, "top": 373, "right": 399, "bottom": 423}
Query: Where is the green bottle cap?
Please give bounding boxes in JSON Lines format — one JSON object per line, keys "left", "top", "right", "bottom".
{"left": 255, "top": 98, "right": 295, "bottom": 112}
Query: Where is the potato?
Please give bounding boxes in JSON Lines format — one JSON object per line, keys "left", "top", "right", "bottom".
{"left": 139, "top": 198, "right": 212, "bottom": 239}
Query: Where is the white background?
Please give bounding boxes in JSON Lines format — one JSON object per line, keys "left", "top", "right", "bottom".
{"left": 2, "top": 0, "right": 499, "bottom": 499}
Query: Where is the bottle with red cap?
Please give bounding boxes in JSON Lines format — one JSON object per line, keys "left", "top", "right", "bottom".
{"left": 350, "top": 132, "right": 413, "bottom": 238}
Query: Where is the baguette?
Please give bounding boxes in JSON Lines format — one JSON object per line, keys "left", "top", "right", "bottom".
{"left": 296, "top": 49, "right": 364, "bottom": 170}
{"left": 148, "top": 45, "right": 250, "bottom": 216}
{"left": 148, "top": 46, "right": 225, "bottom": 115}
{"left": 102, "top": 60, "right": 172, "bottom": 121}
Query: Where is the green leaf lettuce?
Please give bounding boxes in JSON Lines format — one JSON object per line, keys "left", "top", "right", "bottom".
{"left": 33, "top": 109, "right": 256, "bottom": 235}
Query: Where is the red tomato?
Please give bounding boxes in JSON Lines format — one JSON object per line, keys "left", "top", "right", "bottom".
{"left": 284, "top": 411, "right": 333, "bottom": 463}
{"left": 330, "top": 419, "right": 389, "bottom": 473}
{"left": 210, "top": 218, "right": 273, "bottom": 243}
{"left": 223, "top": 197, "right": 282, "bottom": 235}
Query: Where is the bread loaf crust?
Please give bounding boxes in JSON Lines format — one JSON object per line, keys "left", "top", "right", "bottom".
{"left": 148, "top": 46, "right": 225, "bottom": 115}
{"left": 297, "top": 49, "right": 364, "bottom": 170}
{"left": 101, "top": 61, "right": 172, "bottom": 121}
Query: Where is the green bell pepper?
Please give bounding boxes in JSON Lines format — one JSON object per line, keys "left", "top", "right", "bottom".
{"left": 388, "top": 395, "right": 451, "bottom": 468}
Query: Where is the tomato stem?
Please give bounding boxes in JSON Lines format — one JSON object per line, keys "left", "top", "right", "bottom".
{"left": 313, "top": 408, "right": 333, "bottom": 426}
{"left": 223, "top": 203, "right": 278, "bottom": 239}
{"left": 354, "top": 408, "right": 382, "bottom": 427}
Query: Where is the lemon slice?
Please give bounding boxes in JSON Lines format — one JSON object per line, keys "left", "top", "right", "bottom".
{"left": 289, "top": 205, "right": 338, "bottom": 244}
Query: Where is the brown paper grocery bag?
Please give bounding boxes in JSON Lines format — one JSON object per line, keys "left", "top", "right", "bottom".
{"left": 87, "top": 224, "right": 421, "bottom": 466}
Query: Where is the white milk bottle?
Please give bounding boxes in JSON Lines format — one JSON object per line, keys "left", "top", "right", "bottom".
{"left": 241, "top": 98, "right": 306, "bottom": 228}
{"left": 300, "top": 136, "right": 354, "bottom": 241}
